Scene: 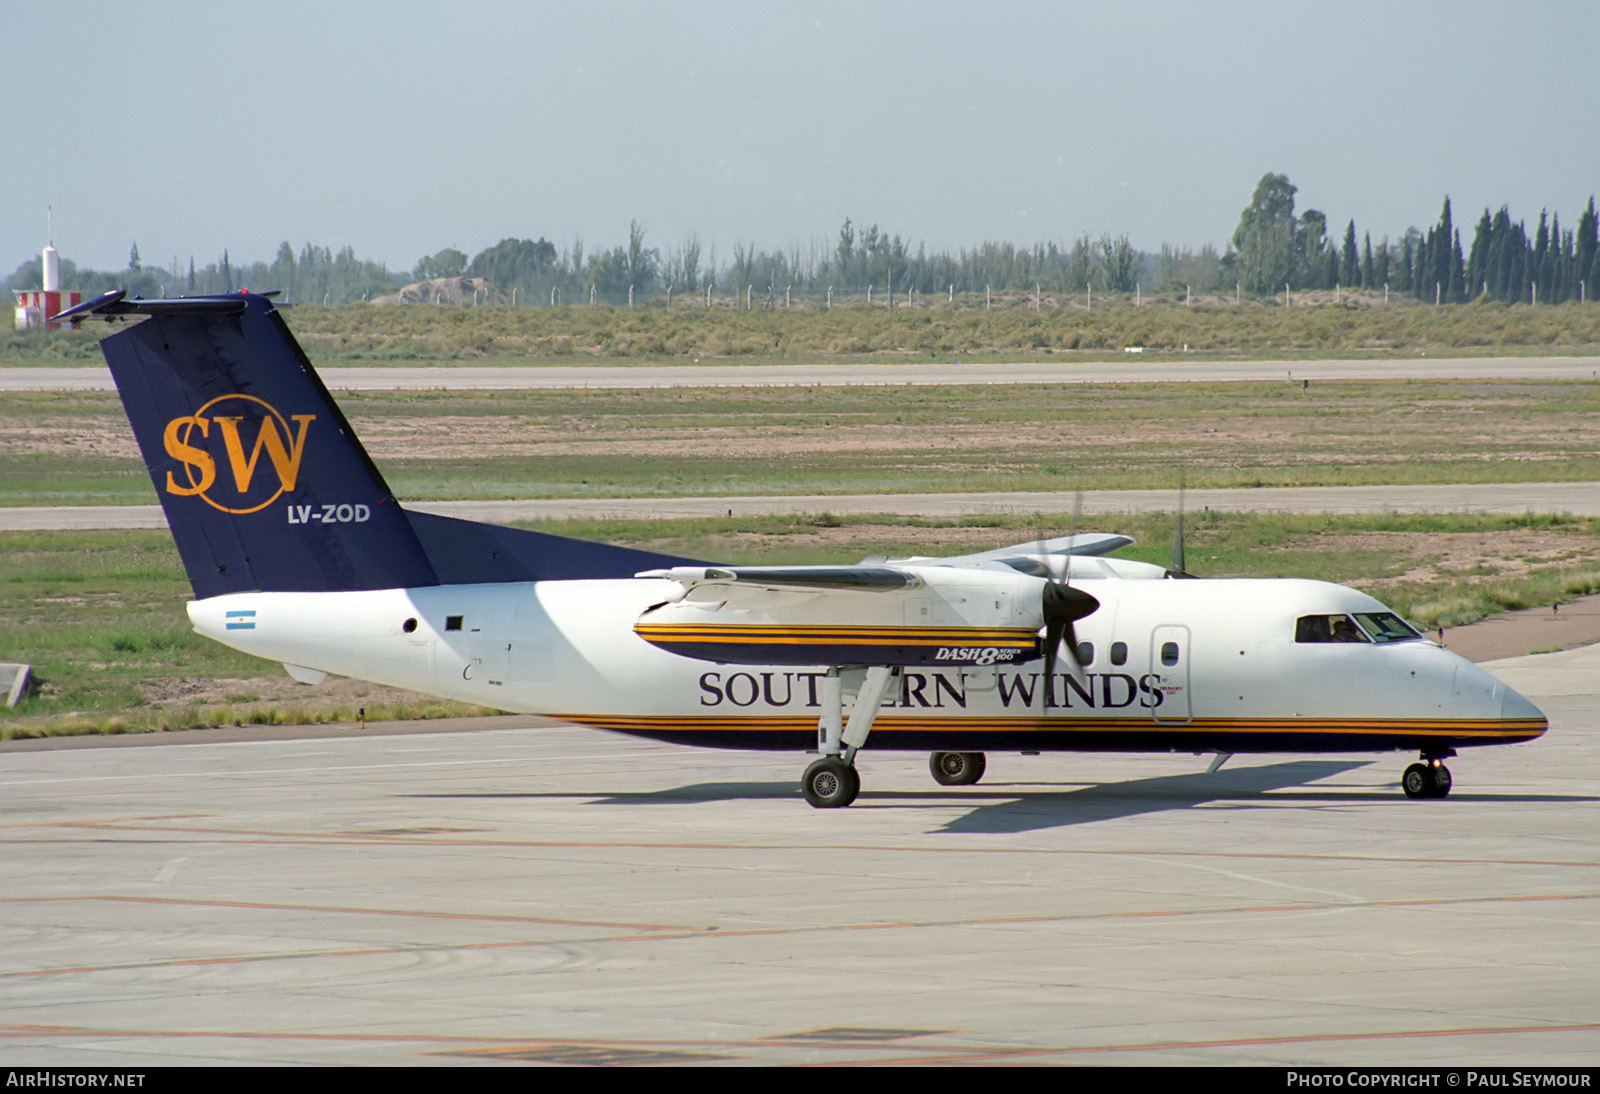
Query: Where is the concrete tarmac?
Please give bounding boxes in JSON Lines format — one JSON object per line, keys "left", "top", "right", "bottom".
{"left": 4, "top": 354, "right": 1599, "bottom": 392}
{"left": 7, "top": 481, "right": 1600, "bottom": 532}
{"left": 2, "top": 647, "right": 1596, "bottom": 1066}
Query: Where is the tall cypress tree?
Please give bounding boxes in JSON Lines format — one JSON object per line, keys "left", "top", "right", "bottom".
{"left": 1508, "top": 231, "right": 1527, "bottom": 303}
{"left": 1467, "top": 210, "right": 1492, "bottom": 297}
{"left": 1417, "top": 227, "right": 1436, "bottom": 301}
{"left": 1450, "top": 229, "right": 1465, "bottom": 301}
{"left": 1534, "top": 211, "right": 1551, "bottom": 300}
{"left": 1548, "top": 214, "right": 1565, "bottom": 302}
{"left": 1433, "top": 198, "right": 1455, "bottom": 300}
{"left": 1487, "top": 208, "right": 1512, "bottom": 300}
{"left": 1341, "top": 220, "right": 1359, "bottom": 287}
{"left": 1577, "top": 198, "right": 1598, "bottom": 289}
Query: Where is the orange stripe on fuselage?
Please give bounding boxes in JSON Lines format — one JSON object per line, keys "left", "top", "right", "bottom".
{"left": 551, "top": 713, "right": 1547, "bottom": 741}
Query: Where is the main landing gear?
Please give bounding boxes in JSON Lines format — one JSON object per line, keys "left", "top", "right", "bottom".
{"left": 929, "top": 751, "right": 987, "bottom": 786}
{"left": 802, "top": 665, "right": 900, "bottom": 809}
{"left": 802, "top": 756, "right": 860, "bottom": 808}
{"left": 1402, "top": 755, "right": 1454, "bottom": 799}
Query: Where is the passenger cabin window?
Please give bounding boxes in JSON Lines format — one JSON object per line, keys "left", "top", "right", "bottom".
{"left": 1160, "top": 641, "right": 1180, "bottom": 666}
{"left": 1110, "top": 641, "right": 1128, "bottom": 666}
{"left": 1076, "top": 642, "right": 1094, "bottom": 666}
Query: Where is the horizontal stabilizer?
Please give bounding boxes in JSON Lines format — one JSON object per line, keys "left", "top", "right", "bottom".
{"left": 50, "top": 289, "right": 267, "bottom": 324}
{"left": 940, "top": 533, "right": 1134, "bottom": 567}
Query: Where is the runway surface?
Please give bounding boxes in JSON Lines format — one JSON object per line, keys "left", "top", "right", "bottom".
{"left": 7, "top": 481, "right": 1599, "bottom": 532}
{"left": 4, "top": 354, "right": 1598, "bottom": 392}
{"left": 3, "top": 646, "right": 1596, "bottom": 1066}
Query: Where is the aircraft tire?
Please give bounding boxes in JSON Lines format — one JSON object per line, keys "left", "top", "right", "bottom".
{"left": 929, "top": 751, "right": 987, "bottom": 786}
{"left": 1403, "top": 762, "right": 1452, "bottom": 799}
{"left": 1402, "top": 763, "right": 1431, "bottom": 798}
{"left": 802, "top": 757, "right": 860, "bottom": 808}
{"left": 1430, "top": 764, "right": 1452, "bottom": 798}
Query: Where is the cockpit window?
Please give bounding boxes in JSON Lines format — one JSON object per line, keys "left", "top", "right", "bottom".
{"left": 1296, "top": 612, "right": 1423, "bottom": 645}
{"left": 1352, "top": 612, "right": 1422, "bottom": 643}
{"left": 1295, "top": 614, "right": 1370, "bottom": 644}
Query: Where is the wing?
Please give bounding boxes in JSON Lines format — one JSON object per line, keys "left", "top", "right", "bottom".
{"left": 636, "top": 565, "right": 918, "bottom": 591}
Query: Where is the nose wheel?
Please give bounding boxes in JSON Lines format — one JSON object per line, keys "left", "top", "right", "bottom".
{"left": 1402, "top": 761, "right": 1453, "bottom": 799}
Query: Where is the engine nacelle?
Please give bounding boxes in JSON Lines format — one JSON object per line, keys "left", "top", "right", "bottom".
{"left": 634, "top": 566, "right": 1052, "bottom": 667}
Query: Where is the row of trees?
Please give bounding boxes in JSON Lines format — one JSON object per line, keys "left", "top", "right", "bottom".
{"left": 5, "top": 242, "right": 400, "bottom": 306}
{"left": 1226, "top": 173, "right": 1598, "bottom": 303}
{"left": 8, "top": 179, "right": 1595, "bottom": 306}
{"left": 409, "top": 223, "right": 1158, "bottom": 306}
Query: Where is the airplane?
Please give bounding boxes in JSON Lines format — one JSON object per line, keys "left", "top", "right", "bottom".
{"left": 53, "top": 289, "right": 1547, "bottom": 807}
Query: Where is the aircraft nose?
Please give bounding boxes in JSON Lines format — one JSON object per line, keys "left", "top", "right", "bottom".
{"left": 1502, "top": 683, "right": 1547, "bottom": 731}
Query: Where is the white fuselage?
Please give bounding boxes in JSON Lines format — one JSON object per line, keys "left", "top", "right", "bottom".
{"left": 189, "top": 575, "right": 1545, "bottom": 754}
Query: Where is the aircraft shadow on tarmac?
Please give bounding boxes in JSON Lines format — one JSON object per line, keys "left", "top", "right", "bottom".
{"left": 406, "top": 760, "right": 1597, "bottom": 834}
{"left": 923, "top": 763, "right": 1599, "bottom": 834}
{"left": 406, "top": 759, "right": 1597, "bottom": 833}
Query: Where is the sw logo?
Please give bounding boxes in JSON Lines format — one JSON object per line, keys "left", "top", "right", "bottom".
{"left": 161, "top": 395, "right": 315, "bottom": 515}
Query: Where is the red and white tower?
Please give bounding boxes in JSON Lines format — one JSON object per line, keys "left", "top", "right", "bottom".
{"left": 13, "top": 218, "right": 82, "bottom": 330}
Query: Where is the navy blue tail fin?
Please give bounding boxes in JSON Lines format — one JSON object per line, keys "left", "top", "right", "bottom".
{"left": 74, "top": 290, "right": 697, "bottom": 597}
{"left": 84, "top": 291, "right": 440, "bottom": 598}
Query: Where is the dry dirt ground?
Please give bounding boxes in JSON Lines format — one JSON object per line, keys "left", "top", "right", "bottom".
{"left": 1319, "top": 529, "right": 1592, "bottom": 583}
{"left": 134, "top": 671, "right": 420, "bottom": 714}
{"left": 1437, "top": 593, "right": 1600, "bottom": 661}
{"left": 3, "top": 385, "right": 1595, "bottom": 473}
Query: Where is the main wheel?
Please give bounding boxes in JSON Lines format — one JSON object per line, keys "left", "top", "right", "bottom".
{"left": 802, "top": 757, "right": 860, "bottom": 808}
{"left": 929, "top": 751, "right": 987, "bottom": 786}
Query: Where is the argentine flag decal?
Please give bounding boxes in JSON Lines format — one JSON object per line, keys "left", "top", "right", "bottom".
{"left": 225, "top": 610, "right": 257, "bottom": 631}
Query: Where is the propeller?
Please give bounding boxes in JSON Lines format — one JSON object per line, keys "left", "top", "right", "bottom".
{"left": 1041, "top": 580, "right": 1100, "bottom": 706}
{"left": 1037, "top": 491, "right": 1100, "bottom": 707}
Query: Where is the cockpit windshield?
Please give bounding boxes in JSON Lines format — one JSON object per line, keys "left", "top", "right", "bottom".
{"left": 1295, "top": 611, "right": 1422, "bottom": 645}
{"left": 1352, "top": 611, "right": 1423, "bottom": 643}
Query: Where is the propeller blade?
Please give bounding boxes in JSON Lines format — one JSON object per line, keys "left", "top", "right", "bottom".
{"left": 1169, "top": 469, "right": 1193, "bottom": 578}
{"left": 1037, "top": 493, "right": 1097, "bottom": 707}
{"left": 1042, "top": 620, "right": 1063, "bottom": 707}
{"left": 1040, "top": 582, "right": 1098, "bottom": 706}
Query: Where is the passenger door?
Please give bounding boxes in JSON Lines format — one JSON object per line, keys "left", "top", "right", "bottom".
{"left": 1150, "top": 624, "right": 1192, "bottom": 724}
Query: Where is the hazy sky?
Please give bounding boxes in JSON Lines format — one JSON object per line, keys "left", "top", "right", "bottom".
{"left": 4, "top": 1, "right": 1596, "bottom": 277}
